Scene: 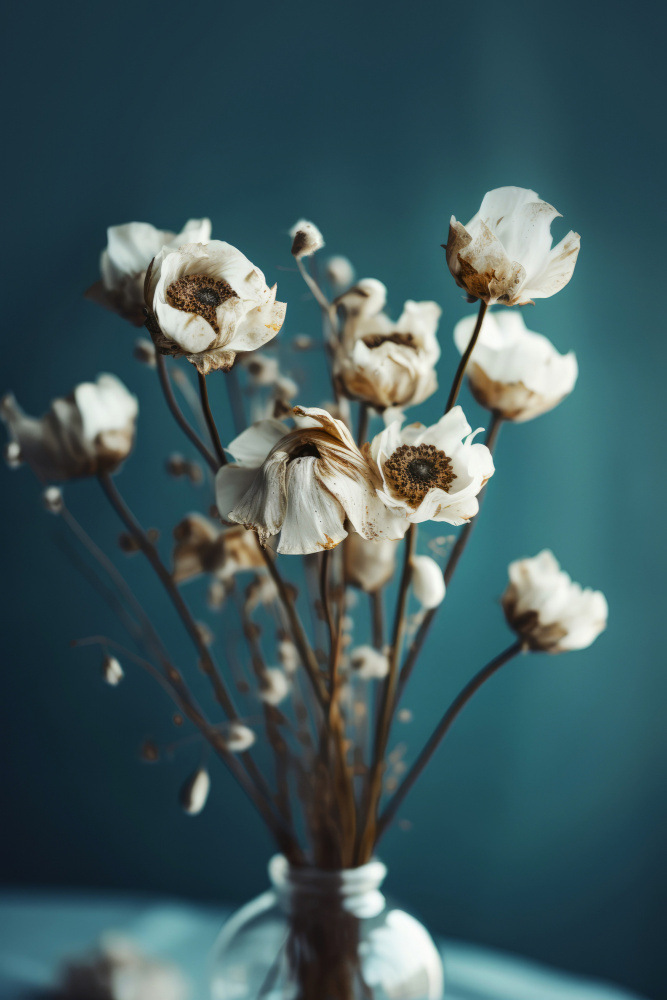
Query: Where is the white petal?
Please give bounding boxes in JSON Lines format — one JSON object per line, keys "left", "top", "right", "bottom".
{"left": 277, "top": 457, "right": 347, "bottom": 554}
{"left": 74, "top": 374, "right": 138, "bottom": 443}
{"left": 520, "top": 231, "right": 581, "bottom": 301}
{"left": 215, "top": 465, "right": 258, "bottom": 521}
{"left": 228, "top": 451, "right": 288, "bottom": 542}
{"left": 225, "top": 419, "right": 287, "bottom": 467}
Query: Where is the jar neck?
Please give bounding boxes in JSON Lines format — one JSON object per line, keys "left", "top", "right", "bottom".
{"left": 268, "top": 854, "right": 387, "bottom": 919}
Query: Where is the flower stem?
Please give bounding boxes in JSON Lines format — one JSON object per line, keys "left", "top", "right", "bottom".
{"left": 356, "top": 524, "right": 416, "bottom": 862}
{"left": 197, "top": 372, "right": 227, "bottom": 466}
{"left": 357, "top": 403, "right": 369, "bottom": 447}
{"left": 226, "top": 368, "right": 246, "bottom": 438}
{"left": 155, "top": 354, "right": 217, "bottom": 472}
{"left": 444, "top": 299, "right": 488, "bottom": 413}
{"left": 376, "top": 640, "right": 525, "bottom": 841}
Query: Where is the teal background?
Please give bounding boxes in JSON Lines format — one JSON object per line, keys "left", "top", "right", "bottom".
{"left": 1, "top": 2, "right": 664, "bottom": 997}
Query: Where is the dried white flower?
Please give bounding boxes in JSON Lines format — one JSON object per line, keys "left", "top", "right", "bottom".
{"left": 446, "top": 187, "right": 580, "bottom": 306}
{"left": 133, "top": 337, "right": 157, "bottom": 366}
{"left": 344, "top": 534, "right": 398, "bottom": 592}
{"left": 289, "top": 219, "right": 325, "bottom": 258}
{"left": 411, "top": 555, "right": 446, "bottom": 609}
{"left": 88, "top": 217, "right": 211, "bottom": 327}
{"left": 336, "top": 295, "right": 442, "bottom": 411}
{"left": 220, "top": 721, "right": 256, "bottom": 752}
{"left": 502, "top": 550, "right": 608, "bottom": 653}
{"left": 1, "top": 374, "right": 138, "bottom": 481}
{"left": 350, "top": 645, "right": 389, "bottom": 680}
{"left": 102, "top": 655, "right": 124, "bottom": 686}
{"left": 60, "top": 933, "right": 188, "bottom": 1000}
{"left": 367, "top": 405, "right": 494, "bottom": 526}
{"left": 145, "top": 241, "right": 286, "bottom": 375}
{"left": 244, "top": 574, "right": 279, "bottom": 613}
{"left": 259, "top": 668, "right": 291, "bottom": 706}
{"left": 326, "top": 255, "right": 355, "bottom": 289}
{"left": 453, "top": 310, "right": 578, "bottom": 422}
{"left": 42, "top": 485, "right": 64, "bottom": 514}
{"left": 180, "top": 767, "right": 211, "bottom": 815}
{"left": 216, "top": 408, "right": 405, "bottom": 555}
{"left": 278, "top": 639, "right": 299, "bottom": 675}
{"left": 172, "top": 516, "right": 264, "bottom": 584}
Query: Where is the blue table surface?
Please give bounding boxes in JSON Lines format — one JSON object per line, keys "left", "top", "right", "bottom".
{"left": 0, "top": 892, "right": 648, "bottom": 1000}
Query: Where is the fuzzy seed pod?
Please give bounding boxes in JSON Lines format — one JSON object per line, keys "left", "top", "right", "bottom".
{"left": 180, "top": 767, "right": 210, "bottom": 815}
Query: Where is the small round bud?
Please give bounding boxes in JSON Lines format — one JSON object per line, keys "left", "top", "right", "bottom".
{"left": 289, "top": 219, "right": 324, "bottom": 259}
{"left": 278, "top": 639, "right": 299, "bottom": 676}
{"left": 411, "top": 556, "right": 446, "bottom": 610}
{"left": 350, "top": 646, "right": 389, "bottom": 680}
{"left": 102, "top": 654, "right": 124, "bottom": 685}
{"left": 133, "top": 338, "right": 157, "bottom": 367}
{"left": 292, "top": 334, "right": 314, "bottom": 351}
{"left": 180, "top": 767, "right": 210, "bottom": 815}
{"left": 186, "top": 461, "right": 203, "bottom": 485}
{"left": 42, "top": 486, "right": 64, "bottom": 515}
{"left": 166, "top": 454, "right": 187, "bottom": 477}
{"left": 220, "top": 721, "right": 256, "bottom": 753}
{"left": 325, "top": 255, "right": 355, "bottom": 289}
{"left": 259, "top": 668, "right": 291, "bottom": 706}
{"left": 397, "top": 708, "right": 413, "bottom": 724}
{"left": 140, "top": 740, "right": 159, "bottom": 763}
{"left": 4, "top": 440, "right": 22, "bottom": 468}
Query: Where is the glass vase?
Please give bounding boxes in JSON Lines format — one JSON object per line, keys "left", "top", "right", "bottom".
{"left": 210, "top": 854, "right": 444, "bottom": 1000}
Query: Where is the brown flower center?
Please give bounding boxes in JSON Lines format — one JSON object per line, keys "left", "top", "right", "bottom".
{"left": 166, "top": 274, "right": 238, "bottom": 334}
{"left": 384, "top": 443, "right": 456, "bottom": 506}
{"left": 362, "top": 332, "right": 416, "bottom": 350}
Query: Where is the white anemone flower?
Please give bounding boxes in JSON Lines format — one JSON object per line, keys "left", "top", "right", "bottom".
{"left": 1, "top": 374, "right": 138, "bottom": 481}
{"left": 445, "top": 187, "right": 580, "bottom": 306}
{"left": 336, "top": 295, "right": 442, "bottom": 411}
{"left": 88, "top": 218, "right": 211, "bottom": 326}
{"left": 502, "top": 550, "right": 608, "bottom": 653}
{"left": 216, "top": 407, "right": 406, "bottom": 555}
{"left": 145, "top": 241, "right": 287, "bottom": 375}
{"left": 367, "top": 406, "right": 494, "bottom": 526}
{"left": 453, "top": 310, "right": 578, "bottom": 422}
{"left": 411, "top": 555, "right": 446, "bottom": 609}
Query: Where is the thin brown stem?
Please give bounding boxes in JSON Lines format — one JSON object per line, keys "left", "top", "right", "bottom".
{"left": 356, "top": 525, "right": 416, "bottom": 862}
{"left": 370, "top": 590, "right": 384, "bottom": 651}
{"left": 226, "top": 367, "right": 246, "bottom": 438}
{"left": 197, "top": 372, "right": 227, "bottom": 466}
{"left": 357, "top": 403, "right": 369, "bottom": 448}
{"left": 320, "top": 550, "right": 335, "bottom": 654}
{"left": 445, "top": 299, "right": 488, "bottom": 413}
{"left": 376, "top": 641, "right": 524, "bottom": 841}
{"left": 396, "top": 415, "right": 504, "bottom": 705}
{"left": 156, "top": 354, "right": 217, "bottom": 472}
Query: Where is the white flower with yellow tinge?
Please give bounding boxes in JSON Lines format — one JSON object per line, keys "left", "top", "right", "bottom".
{"left": 366, "top": 406, "right": 494, "bottom": 526}
{"left": 215, "top": 407, "right": 406, "bottom": 555}
{"left": 453, "top": 310, "right": 578, "bottom": 422}
{"left": 445, "top": 187, "right": 580, "bottom": 306}
{"left": 145, "top": 241, "right": 287, "bottom": 375}
{"left": 502, "top": 550, "right": 608, "bottom": 653}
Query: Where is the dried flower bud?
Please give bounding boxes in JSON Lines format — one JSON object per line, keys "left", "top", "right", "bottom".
{"left": 4, "top": 440, "right": 22, "bottom": 468}
{"left": 102, "top": 654, "right": 124, "bottom": 685}
{"left": 397, "top": 708, "right": 413, "bottom": 723}
{"left": 350, "top": 645, "right": 389, "bottom": 680}
{"left": 140, "top": 740, "right": 159, "bottom": 763}
{"left": 220, "top": 721, "right": 256, "bottom": 753}
{"left": 326, "top": 256, "right": 355, "bottom": 289}
{"left": 245, "top": 575, "right": 279, "bottom": 613}
{"left": 344, "top": 534, "right": 398, "bottom": 593}
{"left": 289, "top": 219, "right": 324, "bottom": 259}
{"left": 259, "top": 668, "right": 291, "bottom": 706}
{"left": 207, "top": 579, "right": 230, "bottom": 608}
{"left": 292, "top": 334, "right": 314, "bottom": 351}
{"left": 42, "top": 486, "right": 64, "bottom": 515}
{"left": 195, "top": 621, "right": 214, "bottom": 647}
{"left": 118, "top": 531, "right": 140, "bottom": 553}
{"left": 166, "top": 453, "right": 187, "bottom": 477}
{"left": 60, "top": 933, "right": 188, "bottom": 1000}
{"left": 180, "top": 767, "right": 210, "bottom": 815}
{"left": 411, "top": 555, "right": 446, "bottom": 609}
{"left": 278, "top": 639, "right": 299, "bottom": 676}
{"left": 187, "top": 461, "right": 203, "bottom": 485}
{"left": 133, "top": 337, "right": 157, "bottom": 367}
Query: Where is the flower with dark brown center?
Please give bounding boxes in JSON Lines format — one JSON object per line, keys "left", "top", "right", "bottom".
{"left": 166, "top": 274, "right": 238, "bottom": 335}
{"left": 383, "top": 443, "right": 456, "bottom": 506}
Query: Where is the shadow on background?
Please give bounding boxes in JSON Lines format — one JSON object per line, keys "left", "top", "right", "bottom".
{"left": 1, "top": 1, "right": 665, "bottom": 997}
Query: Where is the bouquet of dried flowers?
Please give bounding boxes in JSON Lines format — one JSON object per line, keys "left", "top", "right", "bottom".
{"left": 2, "top": 187, "right": 607, "bottom": 877}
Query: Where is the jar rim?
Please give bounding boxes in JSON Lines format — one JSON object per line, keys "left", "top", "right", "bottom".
{"left": 268, "top": 854, "right": 387, "bottom": 895}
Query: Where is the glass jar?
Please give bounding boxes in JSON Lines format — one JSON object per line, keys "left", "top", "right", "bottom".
{"left": 211, "top": 854, "right": 444, "bottom": 1000}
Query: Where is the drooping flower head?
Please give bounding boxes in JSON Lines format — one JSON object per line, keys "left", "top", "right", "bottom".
{"left": 1, "top": 374, "right": 138, "bottom": 481}
{"left": 216, "top": 407, "right": 406, "bottom": 555}
{"left": 453, "top": 310, "right": 578, "bottom": 422}
{"left": 367, "top": 406, "right": 494, "bottom": 525}
{"left": 335, "top": 278, "right": 442, "bottom": 411}
{"left": 88, "top": 218, "right": 211, "bottom": 326}
{"left": 502, "top": 550, "right": 608, "bottom": 653}
{"left": 145, "top": 241, "right": 287, "bottom": 375}
{"left": 445, "top": 187, "right": 580, "bottom": 306}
